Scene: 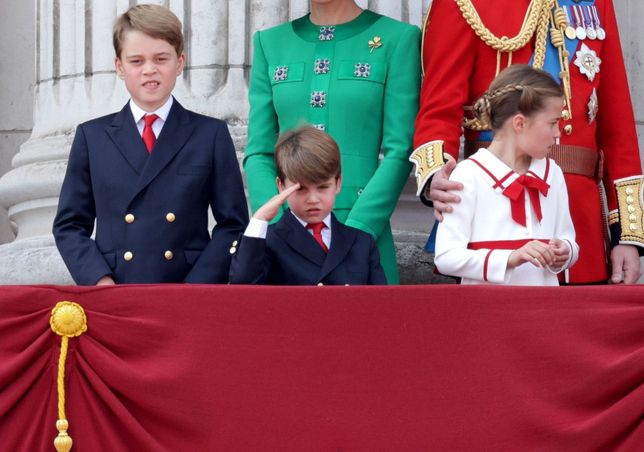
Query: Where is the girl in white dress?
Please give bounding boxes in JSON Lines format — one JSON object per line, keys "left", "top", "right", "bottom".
{"left": 434, "top": 65, "right": 579, "bottom": 285}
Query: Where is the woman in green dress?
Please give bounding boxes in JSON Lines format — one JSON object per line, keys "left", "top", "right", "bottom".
{"left": 245, "top": 0, "right": 421, "bottom": 284}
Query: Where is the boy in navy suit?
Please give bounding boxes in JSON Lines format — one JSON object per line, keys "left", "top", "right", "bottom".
{"left": 229, "top": 127, "right": 386, "bottom": 285}
{"left": 53, "top": 4, "right": 248, "bottom": 285}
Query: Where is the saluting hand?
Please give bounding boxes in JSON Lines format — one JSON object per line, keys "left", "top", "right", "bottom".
{"left": 253, "top": 183, "right": 300, "bottom": 222}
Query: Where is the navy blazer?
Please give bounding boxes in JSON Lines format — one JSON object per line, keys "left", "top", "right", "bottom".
{"left": 229, "top": 211, "right": 386, "bottom": 285}
{"left": 53, "top": 99, "right": 248, "bottom": 285}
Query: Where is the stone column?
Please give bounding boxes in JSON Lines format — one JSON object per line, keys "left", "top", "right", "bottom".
{"left": 615, "top": 1, "right": 644, "bottom": 150}
{"left": 0, "top": 0, "right": 35, "bottom": 244}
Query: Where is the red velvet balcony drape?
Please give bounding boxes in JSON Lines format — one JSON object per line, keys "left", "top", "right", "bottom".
{"left": 0, "top": 284, "right": 642, "bottom": 451}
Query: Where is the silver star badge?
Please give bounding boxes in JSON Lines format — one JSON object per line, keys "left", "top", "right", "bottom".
{"left": 587, "top": 88, "right": 598, "bottom": 124}
{"left": 574, "top": 43, "right": 601, "bottom": 82}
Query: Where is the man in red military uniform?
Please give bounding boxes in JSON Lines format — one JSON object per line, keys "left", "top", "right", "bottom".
{"left": 410, "top": 0, "right": 643, "bottom": 283}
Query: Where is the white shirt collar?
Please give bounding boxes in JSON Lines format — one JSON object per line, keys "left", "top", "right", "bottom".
{"left": 290, "top": 211, "right": 332, "bottom": 229}
{"left": 129, "top": 96, "right": 174, "bottom": 124}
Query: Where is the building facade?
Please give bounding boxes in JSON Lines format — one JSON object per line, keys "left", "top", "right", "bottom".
{"left": 0, "top": 0, "right": 642, "bottom": 283}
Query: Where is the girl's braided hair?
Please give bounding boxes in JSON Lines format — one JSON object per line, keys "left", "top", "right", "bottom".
{"left": 473, "top": 64, "right": 563, "bottom": 130}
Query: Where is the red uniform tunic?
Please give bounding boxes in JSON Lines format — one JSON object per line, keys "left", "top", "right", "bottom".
{"left": 413, "top": 0, "right": 643, "bottom": 283}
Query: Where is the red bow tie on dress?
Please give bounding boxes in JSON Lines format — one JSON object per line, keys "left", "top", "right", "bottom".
{"left": 502, "top": 173, "right": 550, "bottom": 226}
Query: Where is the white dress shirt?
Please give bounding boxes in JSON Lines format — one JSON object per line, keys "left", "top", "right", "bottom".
{"left": 129, "top": 96, "right": 174, "bottom": 140}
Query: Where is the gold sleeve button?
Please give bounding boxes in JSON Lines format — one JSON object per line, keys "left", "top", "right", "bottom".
{"left": 164, "top": 250, "right": 174, "bottom": 260}
{"left": 123, "top": 251, "right": 134, "bottom": 261}
{"left": 563, "top": 125, "right": 573, "bottom": 135}
{"left": 166, "top": 212, "right": 176, "bottom": 223}
{"left": 125, "top": 214, "right": 135, "bottom": 223}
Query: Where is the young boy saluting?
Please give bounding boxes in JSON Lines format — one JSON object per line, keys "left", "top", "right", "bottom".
{"left": 229, "top": 127, "right": 386, "bottom": 285}
{"left": 53, "top": 4, "right": 248, "bottom": 285}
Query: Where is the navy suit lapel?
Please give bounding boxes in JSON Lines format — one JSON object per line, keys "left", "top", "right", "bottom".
{"left": 274, "top": 211, "right": 327, "bottom": 268}
{"left": 129, "top": 99, "right": 195, "bottom": 204}
{"left": 105, "top": 103, "right": 148, "bottom": 175}
{"left": 319, "top": 214, "right": 357, "bottom": 280}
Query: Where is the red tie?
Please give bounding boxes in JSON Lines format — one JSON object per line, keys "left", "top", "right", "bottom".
{"left": 502, "top": 174, "right": 550, "bottom": 226}
{"left": 142, "top": 114, "right": 159, "bottom": 153}
{"left": 307, "top": 222, "right": 328, "bottom": 252}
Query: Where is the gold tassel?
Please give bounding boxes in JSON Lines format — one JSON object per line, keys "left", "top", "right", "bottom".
{"left": 54, "top": 419, "right": 73, "bottom": 452}
{"left": 50, "top": 302, "right": 88, "bottom": 452}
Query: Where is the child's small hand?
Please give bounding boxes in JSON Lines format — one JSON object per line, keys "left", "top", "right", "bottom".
{"left": 508, "top": 240, "right": 555, "bottom": 269}
{"left": 96, "top": 275, "right": 115, "bottom": 285}
{"left": 548, "top": 238, "right": 570, "bottom": 269}
{"left": 253, "top": 183, "right": 300, "bottom": 222}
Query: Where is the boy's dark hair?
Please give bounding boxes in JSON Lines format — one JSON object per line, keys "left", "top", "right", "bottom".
{"left": 275, "top": 126, "right": 341, "bottom": 184}
{"left": 113, "top": 4, "right": 184, "bottom": 58}
{"left": 473, "top": 64, "right": 563, "bottom": 130}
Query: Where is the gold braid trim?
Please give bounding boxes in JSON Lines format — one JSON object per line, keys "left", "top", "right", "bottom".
{"left": 409, "top": 140, "right": 454, "bottom": 195}
{"left": 532, "top": 0, "right": 555, "bottom": 69}
{"left": 608, "top": 211, "right": 619, "bottom": 226}
{"left": 420, "top": 2, "right": 432, "bottom": 77}
{"left": 50, "top": 301, "right": 88, "bottom": 452}
{"left": 458, "top": 0, "right": 556, "bottom": 131}
{"left": 615, "top": 177, "right": 644, "bottom": 245}
{"left": 455, "top": 0, "right": 547, "bottom": 52}
{"left": 549, "top": 4, "right": 573, "bottom": 120}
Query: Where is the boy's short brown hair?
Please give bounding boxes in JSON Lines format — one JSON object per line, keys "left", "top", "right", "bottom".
{"left": 113, "top": 4, "right": 184, "bottom": 58}
{"left": 275, "top": 126, "right": 341, "bottom": 184}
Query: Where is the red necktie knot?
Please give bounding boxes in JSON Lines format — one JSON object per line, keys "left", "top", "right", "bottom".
{"left": 502, "top": 173, "right": 550, "bottom": 226}
{"left": 306, "top": 222, "right": 328, "bottom": 252}
{"left": 142, "top": 114, "right": 159, "bottom": 153}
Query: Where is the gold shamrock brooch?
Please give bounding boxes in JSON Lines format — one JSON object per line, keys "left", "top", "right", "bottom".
{"left": 368, "top": 36, "right": 382, "bottom": 53}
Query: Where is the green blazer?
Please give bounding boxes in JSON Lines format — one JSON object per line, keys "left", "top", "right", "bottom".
{"left": 245, "top": 10, "right": 421, "bottom": 284}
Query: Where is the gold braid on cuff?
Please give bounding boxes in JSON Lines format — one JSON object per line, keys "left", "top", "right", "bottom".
{"left": 409, "top": 140, "right": 453, "bottom": 196}
{"left": 608, "top": 211, "right": 619, "bottom": 226}
{"left": 615, "top": 177, "right": 644, "bottom": 245}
